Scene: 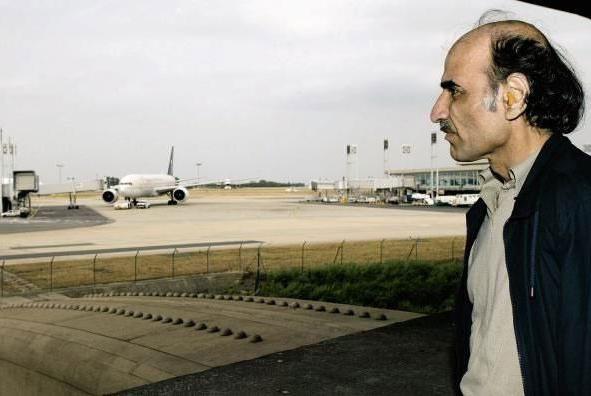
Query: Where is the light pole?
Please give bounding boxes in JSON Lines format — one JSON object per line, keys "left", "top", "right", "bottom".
{"left": 56, "top": 163, "right": 64, "bottom": 184}
{"left": 383, "top": 138, "right": 389, "bottom": 176}
{"left": 196, "top": 162, "right": 202, "bottom": 184}
{"left": 430, "top": 132, "right": 438, "bottom": 200}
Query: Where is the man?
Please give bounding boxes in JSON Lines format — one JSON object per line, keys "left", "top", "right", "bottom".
{"left": 430, "top": 19, "right": 590, "bottom": 395}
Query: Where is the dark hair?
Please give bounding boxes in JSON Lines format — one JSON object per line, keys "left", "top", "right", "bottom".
{"left": 488, "top": 34, "right": 585, "bottom": 134}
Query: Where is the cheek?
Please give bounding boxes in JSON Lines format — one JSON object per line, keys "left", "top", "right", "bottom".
{"left": 449, "top": 103, "right": 475, "bottom": 137}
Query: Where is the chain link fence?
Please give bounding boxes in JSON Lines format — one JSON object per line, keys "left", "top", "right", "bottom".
{"left": 0, "top": 236, "right": 465, "bottom": 298}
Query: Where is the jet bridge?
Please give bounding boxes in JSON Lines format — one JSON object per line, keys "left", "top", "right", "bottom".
{"left": 11, "top": 170, "right": 39, "bottom": 217}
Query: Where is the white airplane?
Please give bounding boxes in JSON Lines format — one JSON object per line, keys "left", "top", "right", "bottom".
{"left": 101, "top": 147, "right": 191, "bottom": 207}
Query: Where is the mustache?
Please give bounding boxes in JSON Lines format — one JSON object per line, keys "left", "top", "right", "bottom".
{"left": 439, "top": 120, "right": 456, "bottom": 134}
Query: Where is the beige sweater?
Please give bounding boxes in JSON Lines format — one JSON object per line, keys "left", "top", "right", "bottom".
{"left": 460, "top": 150, "right": 539, "bottom": 396}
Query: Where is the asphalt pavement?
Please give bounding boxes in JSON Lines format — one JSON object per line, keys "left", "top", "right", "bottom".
{"left": 0, "top": 204, "right": 112, "bottom": 234}
{"left": 117, "top": 312, "right": 455, "bottom": 396}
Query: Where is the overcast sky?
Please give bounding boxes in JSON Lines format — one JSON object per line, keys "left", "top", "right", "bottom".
{"left": 1, "top": 0, "right": 589, "bottom": 184}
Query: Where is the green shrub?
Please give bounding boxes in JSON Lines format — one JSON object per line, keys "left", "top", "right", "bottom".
{"left": 258, "top": 260, "right": 462, "bottom": 314}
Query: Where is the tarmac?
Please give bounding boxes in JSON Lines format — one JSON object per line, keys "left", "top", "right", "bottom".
{"left": 0, "top": 191, "right": 466, "bottom": 260}
{"left": 0, "top": 204, "right": 112, "bottom": 234}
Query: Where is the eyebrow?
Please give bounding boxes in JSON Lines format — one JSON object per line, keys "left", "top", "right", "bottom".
{"left": 440, "top": 80, "right": 462, "bottom": 92}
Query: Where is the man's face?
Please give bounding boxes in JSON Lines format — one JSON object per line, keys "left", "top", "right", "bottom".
{"left": 430, "top": 34, "right": 509, "bottom": 162}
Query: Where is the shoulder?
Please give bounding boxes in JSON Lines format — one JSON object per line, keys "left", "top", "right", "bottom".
{"left": 542, "top": 137, "right": 591, "bottom": 199}
{"left": 538, "top": 137, "right": 591, "bottom": 232}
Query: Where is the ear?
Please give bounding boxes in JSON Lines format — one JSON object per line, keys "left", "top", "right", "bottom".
{"left": 503, "top": 73, "right": 529, "bottom": 121}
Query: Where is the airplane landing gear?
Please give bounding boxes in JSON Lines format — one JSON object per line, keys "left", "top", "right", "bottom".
{"left": 167, "top": 200, "right": 178, "bottom": 205}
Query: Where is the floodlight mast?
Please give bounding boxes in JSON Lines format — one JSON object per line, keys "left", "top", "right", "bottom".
{"left": 430, "top": 132, "right": 438, "bottom": 199}
{"left": 383, "top": 138, "right": 389, "bottom": 176}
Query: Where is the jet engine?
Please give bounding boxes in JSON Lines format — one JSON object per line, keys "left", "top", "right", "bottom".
{"left": 172, "top": 186, "right": 189, "bottom": 203}
{"left": 102, "top": 189, "right": 119, "bottom": 204}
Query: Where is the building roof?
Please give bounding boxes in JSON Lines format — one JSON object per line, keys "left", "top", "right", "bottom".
{"left": 388, "top": 162, "right": 488, "bottom": 174}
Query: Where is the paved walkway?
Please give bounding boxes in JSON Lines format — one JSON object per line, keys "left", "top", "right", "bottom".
{"left": 118, "top": 312, "right": 455, "bottom": 395}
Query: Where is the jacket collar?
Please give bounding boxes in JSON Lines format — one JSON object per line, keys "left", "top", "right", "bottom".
{"left": 510, "top": 133, "right": 568, "bottom": 219}
{"left": 465, "top": 133, "right": 567, "bottom": 237}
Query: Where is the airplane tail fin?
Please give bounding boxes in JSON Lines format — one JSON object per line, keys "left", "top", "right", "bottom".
{"left": 167, "top": 146, "right": 174, "bottom": 176}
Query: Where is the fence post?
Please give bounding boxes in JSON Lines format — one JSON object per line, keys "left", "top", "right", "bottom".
{"left": 134, "top": 249, "right": 139, "bottom": 283}
{"left": 415, "top": 239, "right": 419, "bottom": 261}
{"left": 333, "top": 245, "right": 341, "bottom": 264}
{"left": 451, "top": 238, "right": 455, "bottom": 263}
{"left": 238, "top": 242, "right": 243, "bottom": 272}
{"left": 340, "top": 240, "right": 345, "bottom": 265}
{"left": 254, "top": 244, "right": 262, "bottom": 294}
{"left": 171, "top": 249, "right": 177, "bottom": 278}
{"left": 93, "top": 254, "right": 98, "bottom": 288}
{"left": 49, "top": 256, "right": 54, "bottom": 291}
{"left": 406, "top": 237, "right": 415, "bottom": 261}
{"left": 1, "top": 260, "right": 4, "bottom": 297}
{"left": 301, "top": 241, "right": 306, "bottom": 273}
{"left": 380, "top": 239, "right": 385, "bottom": 264}
{"left": 206, "top": 246, "right": 211, "bottom": 274}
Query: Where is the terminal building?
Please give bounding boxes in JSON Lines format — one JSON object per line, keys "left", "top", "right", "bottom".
{"left": 386, "top": 161, "right": 488, "bottom": 195}
{"left": 311, "top": 161, "right": 488, "bottom": 200}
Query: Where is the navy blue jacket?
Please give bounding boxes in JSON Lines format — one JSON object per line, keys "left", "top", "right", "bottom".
{"left": 455, "top": 133, "right": 591, "bottom": 395}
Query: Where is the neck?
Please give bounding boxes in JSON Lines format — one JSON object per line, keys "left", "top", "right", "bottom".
{"left": 487, "top": 127, "right": 551, "bottom": 181}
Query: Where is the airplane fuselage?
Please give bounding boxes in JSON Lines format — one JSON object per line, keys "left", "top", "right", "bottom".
{"left": 117, "top": 174, "right": 176, "bottom": 199}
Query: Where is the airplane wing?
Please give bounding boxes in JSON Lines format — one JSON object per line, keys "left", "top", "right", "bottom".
{"left": 154, "top": 185, "right": 178, "bottom": 194}
{"left": 178, "top": 178, "right": 259, "bottom": 189}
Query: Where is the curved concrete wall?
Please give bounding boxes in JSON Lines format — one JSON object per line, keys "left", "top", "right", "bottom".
{"left": 0, "top": 293, "right": 420, "bottom": 394}
{"left": 0, "top": 359, "right": 87, "bottom": 396}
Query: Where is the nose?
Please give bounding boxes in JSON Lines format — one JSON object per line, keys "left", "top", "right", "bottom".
{"left": 430, "top": 92, "right": 449, "bottom": 124}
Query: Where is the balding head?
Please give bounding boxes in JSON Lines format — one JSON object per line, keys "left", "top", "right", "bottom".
{"left": 462, "top": 20, "right": 548, "bottom": 46}
{"left": 431, "top": 16, "right": 584, "bottom": 170}
{"left": 453, "top": 19, "right": 584, "bottom": 134}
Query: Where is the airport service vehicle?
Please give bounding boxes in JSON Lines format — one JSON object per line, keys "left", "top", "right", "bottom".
{"left": 102, "top": 147, "right": 192, "bottom": 208}
{"left": 135, "top": 201, "right": 151, "bottom": 209}
{"left": 451, "top": 194, "right": 479, "bottom": 207}
{"left": 435, "top": 195, "right": 457, "bottom": 206}
{"left": 386, "top": 195, "right": 399, "bottom": 204}
{"left": 113, "top": 201, "right": 132, "bottom": 210}
{"left": 321, "top": 196, "right": 339, "bottom": 203}
{"left": 410, "top": 193, "right": 434, "bottom": 206}
{"left": 0, "top": 208, "right": 29, "bottom": 218}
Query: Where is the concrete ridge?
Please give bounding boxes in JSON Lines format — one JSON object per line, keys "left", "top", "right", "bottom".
{"left": 82, "top": 291, "right": 391, "bottom": 322}
{"left": 0, "top": 302, "right": 264, "bottom": 344}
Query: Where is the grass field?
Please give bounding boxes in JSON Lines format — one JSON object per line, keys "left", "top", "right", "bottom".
{"left": 1, "top": 236, "right": 466, "bottom": 295}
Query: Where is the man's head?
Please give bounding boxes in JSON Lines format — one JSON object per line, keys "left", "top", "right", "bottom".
{"left": 430, "top": 19, "right": 585, "bottom": 163}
